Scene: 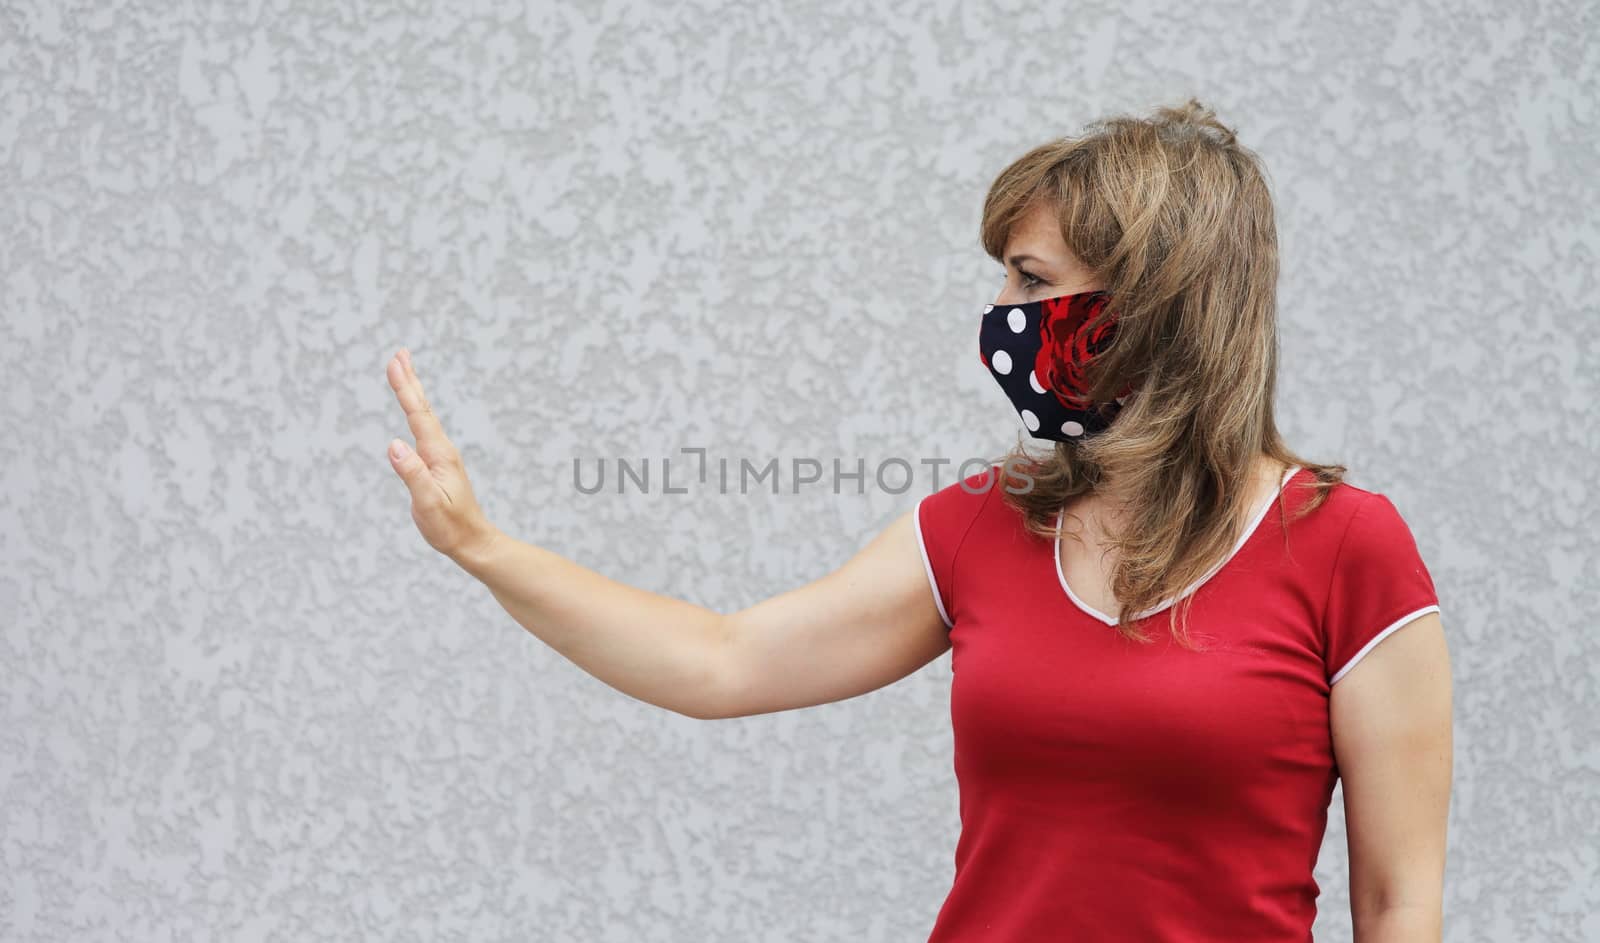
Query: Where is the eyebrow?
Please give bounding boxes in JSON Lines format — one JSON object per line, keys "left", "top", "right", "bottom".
{"left": 1006, "top": 253, "right": 1047, "bottom": 268}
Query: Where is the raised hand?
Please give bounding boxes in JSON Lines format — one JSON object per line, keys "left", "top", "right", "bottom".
{"left": 384, "top": 348, "right": 500, "bottom": 562}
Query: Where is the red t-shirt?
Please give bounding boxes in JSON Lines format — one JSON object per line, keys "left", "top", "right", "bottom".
{"left": 914, "top": 463, "right": 1441, "bottom": 941}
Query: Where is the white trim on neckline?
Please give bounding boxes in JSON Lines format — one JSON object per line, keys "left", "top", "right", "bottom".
{"left": 1053, "top": 464, "right": 1303, "bottom": 626}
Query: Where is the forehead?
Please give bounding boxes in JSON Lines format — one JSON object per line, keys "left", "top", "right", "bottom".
{"left": 1004, "top": 200, "right": 1067, "bottom": 254}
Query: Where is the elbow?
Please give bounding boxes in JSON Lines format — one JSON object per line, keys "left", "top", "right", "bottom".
{"left": 683, "top": 706, "right": 730, "bottom": 721}
{"left": 686, "top": 677, "right": 741, "bottom": 722}
{"left": 682, "top": 696, "right": 741, "bottom": 722}
{"left": 677, "top": 695, "right": 732, "bottom": 721}
{"left": 690, "top": 615, "right": 743, "bottom": 721}
{"left": 1350, "top": 878, "right": 1444, "bottom": 941}
{"left": 1352, "top": 902, "right": 1442, "bottom": 942}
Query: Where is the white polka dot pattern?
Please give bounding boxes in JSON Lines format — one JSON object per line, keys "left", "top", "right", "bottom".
{"left": 976, "top": 291, "right": 1132, "bottom": 442}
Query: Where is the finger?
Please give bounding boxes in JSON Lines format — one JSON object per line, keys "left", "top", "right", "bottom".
{"left": 387, "top": 438, "right": 441, "bottom": 502}
{"left": 386, "top": 352, "right": 453, "bottom": 463}
{"left": 400, "top": 353, "right": 458, "bottom": 467}
{"left": 400, "top": 351, "right": 463, "bottom": 469}
{"left": 396, "top": 349, "right": 438, "bottom": 433}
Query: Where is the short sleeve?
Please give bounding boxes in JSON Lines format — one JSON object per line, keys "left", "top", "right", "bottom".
{"left": 1322, "top": 492, "right": 1442, "bottom": 685}
{"left": 913, "top": 468, "right": 996, "bottom": 629}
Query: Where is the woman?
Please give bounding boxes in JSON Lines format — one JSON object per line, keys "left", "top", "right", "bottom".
{"left": 383, "top": 99, "right": 1452, "bottom": 941}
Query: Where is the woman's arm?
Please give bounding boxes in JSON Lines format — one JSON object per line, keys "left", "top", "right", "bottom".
{"left": 1329, "top": 610, "right": 1453, "bottom": 942}
{"left": 708, "top": 507, "right": 952, "bottom": 719}
{"left": 451, "top": 529, "right": 735, "bottom": 719}
{"left": 385, "top": 348, "right": 951, "bottom": 721}
{"left": 449, "top": 506, "right": 952, "bottom": 721}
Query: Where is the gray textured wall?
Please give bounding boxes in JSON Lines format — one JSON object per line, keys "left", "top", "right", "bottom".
{"left": 3, "top": 0, "right": 1596, "bottom": 940}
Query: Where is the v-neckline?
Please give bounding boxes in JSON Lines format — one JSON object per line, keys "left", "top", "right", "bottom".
{"left": 1052, "top": 464, "right": 1304, "bottom": 626}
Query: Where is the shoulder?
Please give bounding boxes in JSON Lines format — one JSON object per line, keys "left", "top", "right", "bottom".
{"left": 1332, "top": 485, "right": 1430, "bottom": 577}
{"left": 1284, "top": 472, "right": 1413, "bottom": 542}
{"left": 916, "top": 464, "right": 1005, "bottom": 535}
{"left": 1313, "top": 477, "right": 1426, "bottom": 549}
{"left": 1314, "top": 477, "right": 1441, "bottom": 684}
{"left": 1277, "top": 473, "right": 1435, "bottom": 588}
{"left": 1292, "top": 473, "right": 1438, "bottom": 606}
{"left": 913, "top": 465, "right": 1011, "bottom": 629}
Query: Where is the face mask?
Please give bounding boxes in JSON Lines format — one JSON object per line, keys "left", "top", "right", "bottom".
{"left": 978, "top": 290, "right": 1134, "bottom": 441}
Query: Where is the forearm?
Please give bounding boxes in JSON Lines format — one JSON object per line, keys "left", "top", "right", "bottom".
{"left": 1353, "top": 903, "right": 1441, "bottom": 943}
{"left": 453, "top": 528, "right": 730, "bottom": 720}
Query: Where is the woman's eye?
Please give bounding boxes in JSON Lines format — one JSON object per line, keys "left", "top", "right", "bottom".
{"left": 998, "top": 268, "right": 1046, "bottom": 289}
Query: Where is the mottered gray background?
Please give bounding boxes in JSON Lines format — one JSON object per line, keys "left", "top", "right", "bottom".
{"left": 3, "top": 0, "right": 1596, "bottom": 940}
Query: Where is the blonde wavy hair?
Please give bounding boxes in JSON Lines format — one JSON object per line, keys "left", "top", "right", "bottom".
{"left": 981, "top": 98, "right": 1346, "bottom": 648}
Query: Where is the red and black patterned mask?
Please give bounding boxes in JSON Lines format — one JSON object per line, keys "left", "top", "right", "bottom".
{"left": 978, "top": 290, "right": 1135, "bottom": 441}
